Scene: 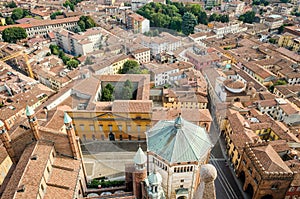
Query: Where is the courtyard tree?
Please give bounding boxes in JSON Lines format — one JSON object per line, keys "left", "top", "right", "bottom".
{"left": 122, "top": 80, "right": 133, "bottom": 100}
{"left": 101, "top": 83, "right": 114, "bottom": 101}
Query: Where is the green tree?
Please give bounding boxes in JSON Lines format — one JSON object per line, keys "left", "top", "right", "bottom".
{"left": 238, "top": 11, "right": 255, "bottom": 24}
{"left": 269, "top": 38, "right": 276, "bottom": 44}
{"left": 50, "top": 11, "right": 63, "bottom": 19}
{"left": 278, "top": 25, "right": 285, "bottom": 34}
{"left": 105, "top": 83, "right": 114, "bottom": 94}
{"left": 6, "top": 1, "right": 17, "bottom": 8}
{"left": 186, "top": 4, "right": 202, "bottom": 16}
{"left": 119, "top": 60, "right": 142, "bottom": 74}
{"left": 122, "top": 80, "right": 133, "bottom": 100}
{"left": 6, "top": 17, "right": 14, "bottom": 25}
{"left": 280, "top": 0, "right": 289, "bottom": 3}
{"left": 63, "top": 0, "right": 75, "bottom": 11}
{"left": 101, "top": 84, "right": 114, "bottom": 101}
{"left": 23, "top": 9, "right": 30, "bottom": 17}
{"left": 86, "top": 17, "right": 96, "bottom": 29}
{"left": 62, "top": 55, "right": 70, "bottom": 64}
{"left": 66, "top": 59, "right": 79, "bottom": 69}
{"left": 220, "top": 14, "right": 229, "bottom": 23}
{"left": 11, "top": 8, "right": 24, "bottom": 20}
{"left": 2, "top": 27, "right": 27, "bottom": 43}
{"left": 58, "top": 50, "right": 65, "bottom": 58}
{"left": 269, "top": 79, "right": 287, "bottom": 92}
{"left": 50, "top": 44, "right": 60, "bottom": 55}
{"left": 78, "top": 20, "right": 86, "bottom": 31}
{"left": 77, "top": 16, "right": 96, "bottom": 31}
{"left": 209, "top": 13, "right": 218, "bottom": 22}
{"left": 198, "top": 11, "right": 208, "bottom": 25}
{"left": 182, "top": 12, "right": 197, "bottom": 36}
{"left": 170, "top": 16, "right": 182, "bottom": 31}
{"left": 73, "top": 26, "right": 81, "bottom": 33}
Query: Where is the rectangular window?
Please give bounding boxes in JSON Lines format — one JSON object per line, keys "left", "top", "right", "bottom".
{"left": 89, "top": 125, "right": 94, "bottom": 131}
{"left": 118, "top": 125, "right": 122, "bottom": 131}
{"left": 109, "top": 125, "right": 112, "bottom": 132}
{"left": 137, "top": 125, "right": 141, "bottom": 133}
{"left": 99, "top": 125, "right": 103, "bottom": 132}
{"left": 180, "top": 179, "right": 184, "bottom": 182}
{"left": 79, "top": 124, "right": 84, "bottom": 131}
{"left": 127, "top": 125, "right": 131, "bottom": 133}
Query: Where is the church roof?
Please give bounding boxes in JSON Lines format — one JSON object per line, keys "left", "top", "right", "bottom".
{"left": 146, "top": 116, "right": 212, "bottom": 164}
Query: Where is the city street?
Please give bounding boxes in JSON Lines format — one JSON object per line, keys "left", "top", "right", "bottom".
{"left": 208, "top": 96, "right": 250, "bottom": 199}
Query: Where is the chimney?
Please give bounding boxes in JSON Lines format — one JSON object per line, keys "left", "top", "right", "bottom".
{"left": 64, "top": 112, "right": 80, "bottom": 159}
{"left": 26, "top": 105, "right": 41, "bottom": 140}
{"left": 0, "top": 120, "right": 17, "bottom": 164}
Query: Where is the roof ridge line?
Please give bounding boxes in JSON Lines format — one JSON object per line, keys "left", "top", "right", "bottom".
{"left": 180, "top": 129, "right": 199, "bottom": 162}
{"left": 170, "top": 128, "right": 179, "bottom": 163}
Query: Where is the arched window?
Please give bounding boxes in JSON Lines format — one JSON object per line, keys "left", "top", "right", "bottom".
{"left": 271, "top": 183, "right": 280, "bottom": 190}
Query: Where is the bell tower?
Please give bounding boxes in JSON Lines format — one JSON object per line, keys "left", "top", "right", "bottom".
{"left": 133, "top": 146, "right": 147, "bottom": 199}
{"left": 0, "top": 120, "right": 17, "bottom": 164}
{"left": 26, "top": 105, "right": 41, "bottom": 140}
{"left": 64, "top": 112, "right": 80, "bottom": 159}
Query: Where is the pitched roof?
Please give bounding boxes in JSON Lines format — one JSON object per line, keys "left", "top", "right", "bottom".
{"left": 134, "top": 147, "right": 147, "bottom": 165}
{"left": 252, "top": 144, "right": 292, "bottom": 173}
{"left": 112, "top": 100, "right": 152, "bottom": 113}
{"left": 146, "top": 116, "right": 212, "bottom": 164}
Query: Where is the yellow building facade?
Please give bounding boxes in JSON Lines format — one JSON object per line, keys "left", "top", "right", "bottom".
{"left": 69, "top": 111, "right": 152, "bottom": 141}
{"left": 278, "top": 33, "right": 300, "bottom": 52}
{"left": 111, "top": 56, "right": 130, "bottom": 74}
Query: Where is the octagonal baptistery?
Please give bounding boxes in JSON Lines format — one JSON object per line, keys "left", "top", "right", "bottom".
{"left": 146, "top": 115, "right": 213, "bottom": 199}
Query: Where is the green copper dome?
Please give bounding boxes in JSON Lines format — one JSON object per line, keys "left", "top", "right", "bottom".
{"left": 148, "top": 168, "right": 162, "bottom": 185}
{"left": 146, "top": 116, "right": 212, "bottom": 164}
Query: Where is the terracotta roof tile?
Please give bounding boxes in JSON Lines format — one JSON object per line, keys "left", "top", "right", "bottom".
{"left": 252, "top": 144, "right": 292, "bottom": 172}
{"left": 112, "top": 100, "right": 152, "bottom": 113}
